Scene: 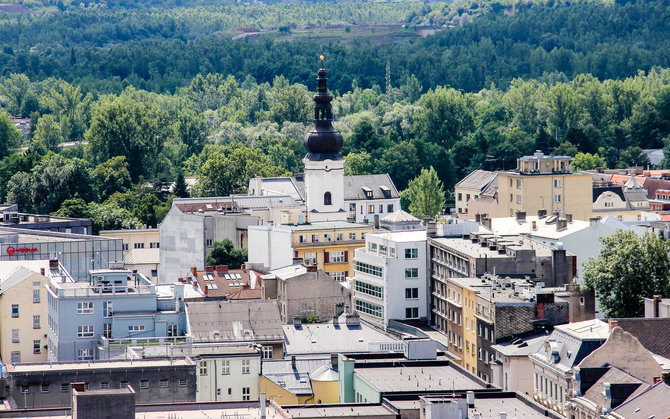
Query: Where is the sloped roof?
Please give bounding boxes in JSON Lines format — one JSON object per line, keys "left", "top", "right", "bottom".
{"left": 124, "top": 248, "right": 159, "bottom": 265}
{"left": 262, "top": 358, "right": 330, "bottom": 396}
{"left": 342, "top": 174, "right": 400, "bottom": 200}
{"left": 455, "top": 170, "right": 498, "bottom": 191}
{"left": 614, "top": 318, "right": 670, "bottom": 359}
{"left": 612, "top": 381, "right": 670, "bottom": 417}
{"left": 186, "top": 300, "right": 282, "bottom": 342}
{"left": 593, "top": 186, "right": 626, "bottom": 203}
{"left": 381, "top": 210, "right": 419, "bottom": 223}
{"left": 309, "top": 364, "right": 339, "bottom": 382}
{"left": 0, "top": 267, "right": 40, "bottom": 295}
{"left": 581, "top": 366, "right": 647, "bottom": 410}
{"left": 193, "top": 266, "right": 262, "bottom": 300}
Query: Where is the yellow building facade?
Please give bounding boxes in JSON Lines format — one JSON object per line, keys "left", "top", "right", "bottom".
{"left": 497, "top": 152, "right": 593, "bottom": 221}
{"left": 289, "top": 221, "right": 373, "bottom": 281}
{"left": 461, "top": 286, "right": 479, "bottom": 375}
{"left": 0, "top": 267, "right": 50, "bottom": 364}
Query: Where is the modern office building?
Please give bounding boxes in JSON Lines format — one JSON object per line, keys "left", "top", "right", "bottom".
{"left": 351, "top": 229, "right": 428, "bottom": 328}
{"left": 0, "top": 227, "right": 122, "bottom": 282}
{"left": 0, "top": 208, "right": 92, "bottom": 235}
{"left": 46, "top": 269, "right": 186, "bottom": 361}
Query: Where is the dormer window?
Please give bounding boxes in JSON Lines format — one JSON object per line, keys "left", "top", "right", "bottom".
{"left": 362, "top": 186, "right": 373, "bottom": 199}
{"left": 324, "top": 192, "right": 332, "bottom": 206}
{"left": 380, "top": 185, "right": 391, "bottom": 198}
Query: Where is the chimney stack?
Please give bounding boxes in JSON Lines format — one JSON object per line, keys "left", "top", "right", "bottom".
{"left": 653, "top": 295, "right": 661, "bottom": 318}
{"left": 260, "top": 392, "right": 266, "bottom": 419}
{"left": 515, "top": 211, "right": 526, "bottom": 222}
{"left": 466, "top": 391, "right": 475, "bottom": 407}
{"left": 566, "top": 213, "right": 573, "bottom": 223}
{"left": 609, "top": 319, "right": 618, "bottom": 332}
{"left": 291, "top": 355, "right": 296, "bottom": 369}
{"left": 190, "top": 267, "right": 197, "bottom": 276}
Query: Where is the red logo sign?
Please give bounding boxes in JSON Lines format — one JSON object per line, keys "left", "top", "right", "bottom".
{"left": 6, "top": 246, "right": 38, "bottom": 255}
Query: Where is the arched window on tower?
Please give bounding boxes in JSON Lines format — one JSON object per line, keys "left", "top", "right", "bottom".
{"left": 324, "top": 192, "right": 332, "bottom": 206}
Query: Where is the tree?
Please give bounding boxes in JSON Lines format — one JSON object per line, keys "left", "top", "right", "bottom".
{"left": 52, "top": 198, "right": 89, "bottom": 218}
{"left": 206, "top": 238, "right": 247, "bottom": 269}
{"left": 32, "top": 114, "right": 64, "bottom": 153}
{"left": 573, "top": 152, "right": 606, "bottom": 170}
{"left": 173, "top": 171, "right": 188, "bottom": 198}
{"left": 583, "top": 230, "right": 670, "bottom": 318}
{"left": 92, "top": 156, "right": 132, "bottom": 201}
{"left": 0, "top": 109, "right": 20, "bottom": 159}
{"left": 269, "top": 84, "right": 311, "bottom": 126}
{"left": 401, "top": 166, "right": 445, "bottom": 218}
{"left": 344, "top": 152, "right": 371, "bottom": 175}
{"left": 415, "top": 87, "right": 474, "bottom": 148}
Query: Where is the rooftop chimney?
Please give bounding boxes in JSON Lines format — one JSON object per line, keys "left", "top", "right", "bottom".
{"left": 654, "top": 295, "right": 661, "bottom": 318}
{"left": 291, "top": 355, "right": 296, "bottom": 369}
{"left": 466, "top": 391, "right": 475, "bottom": 407}
{"left": 216, "top": 265, "right": 228, "bottom": 272}
{"left": 260, "top": 392, "right": 266, "bottom": 419}
{"left": 609, "top": 319, "right": 618, "bottom": 332}
{"left": 556, "top": 218, "right": 568, "bottom": 231}
{"left": 573, "top": 367, "right": 582, "bottom": 397}
{"left": 345, "top": 312, "right": 360, "bottom": 326}
{"left": 190, "top": 267, "right": 197, "bottom": 276}
{"left": 374, "top": 214, "right": 380, "bottom": 229}
{"left": 306, "top": 265, "right": 317, "bottom": 273}
{"left": 515, "top": 211, "right": 526, "bottom": 222}
{"left": 603, "top": 382, "right": 612, "bottom": 414}
{"left": 203, "top": 285, "right": 208, "bottom": 295}
{"left": 293, "top": 317, "right": 302, "bottom": 328}
{"left": 331, "top": 353, "right": 338, "bottom": 367}
{"left": 566, "top": 213, "right": 573, "bottom": 223}
{"left": 40, "top": 268, "right": 45, "bottom": 275}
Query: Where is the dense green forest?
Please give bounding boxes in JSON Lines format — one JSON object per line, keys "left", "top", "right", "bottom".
{"left": 1, "top": 0, "right": 670, "bottom": 225}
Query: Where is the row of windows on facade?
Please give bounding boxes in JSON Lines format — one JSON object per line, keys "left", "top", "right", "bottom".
{"left": 535, "top": 373, "right": 565, "bottom": 405}
{"left": 353, "top": 298, "right": 419, "bottom": 320}
{"left": 354, "top": 261, "right": 419, "bottom": 279}
{"left": 367, "top": 244, "right": 419, "bottom": 259}
{"left": 122, "top": 242, "right": 159, "bottom": 251}
{"left": 206, "top": 387, "right": 252, "bottom": 401}
{"left": 299, "top": 232, "right": 364, "bottom": 244}
{"left": 18, "top": 378, "right": 189, "bottom": 395}
{"left": 353, "top": 280, "right": 420, "bottom": 301}
{"left": 10, "top": 288, "right": 41, "bottom": 318}
{"left": 510, "top": 194, "right": 562, "bottom": 204}
{"left": 199, "top": 359, "right": 252, "bottom": 375}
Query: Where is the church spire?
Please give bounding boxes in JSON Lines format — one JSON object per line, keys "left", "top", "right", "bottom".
{"left": 303, "top": 56, "right": 343, "bottom": 159}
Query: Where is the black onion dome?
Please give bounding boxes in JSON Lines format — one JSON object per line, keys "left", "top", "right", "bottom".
{"left": 304, "top": 62, "right": 343, "bottom": 158}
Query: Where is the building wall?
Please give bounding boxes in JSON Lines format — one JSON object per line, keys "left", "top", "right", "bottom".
{"left": 279, "top": 271, "right": 351, "bottom": 323}
{"left": 260, "top": 377, "right": 307, "bottom": 405}
{"left": 352, "top": 373, "right": 381, "bottom": 403}
{"left": 0, "top": 238, "right": 122, "bottom": 282}
{"left": 347, "top": 198, "right": 401, "bottom": 224}
{"left": 6, "top": 363, "right": 196, "bottom": 408}
{"left": 0, "top": 272, "right": 49, "bottom": 363}
{"left": 99, "top": 229, "right": 160, "bottom": 251}
{"left": 195, "top": 354, "right": 261, "bottom": 402}
{"left": 454, "top": 186, "right": 482, "bottom": 216}
{"left": 304, "top": 158, "right": 347, "bottom": 222}
{"left": 498, "top": 172, "right": 593, "bottom": 221}
{"left": 466, "top": 197, "right": 499, "bottom": 221}
{"left": 461, "top": 287, "right": 478, "bottom": 375}
{"left": 311, "top": 379, "right": 339, "bottom": 404}
{"left": 248, "top": 226, "right": 294, "bottom": 271}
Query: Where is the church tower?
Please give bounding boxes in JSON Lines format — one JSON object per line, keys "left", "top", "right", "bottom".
{"left": 303, "top": 57, "right": 347, "bottom": 222}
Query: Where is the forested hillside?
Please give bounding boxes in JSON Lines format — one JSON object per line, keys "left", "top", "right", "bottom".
{"left": 0, "top": 0, "right": 669, "bottom": 224}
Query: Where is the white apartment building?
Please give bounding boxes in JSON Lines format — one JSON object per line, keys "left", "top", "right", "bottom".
{"left": 351, "top": 230, "right": 428, "bottom": 329}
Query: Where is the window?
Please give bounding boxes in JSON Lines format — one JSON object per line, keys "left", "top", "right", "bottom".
{"left": 77, "top": 302, "right": 93, "bottom": 314}
{"left": 554, "top": 179, "right": 561, "bottom": 188}
{"left": 299, "top": 235, "right": 307, "bottom": 244}
{"left": 140, "top": 380, "right": 149, "bottom": 389}
{"left": 330, "top": 271, "right": 346, "bottom": 282}
{"left": 369, "top": 242, "right": 377, "bottom": 253}
{"left": 20, "top": 386, "right": 30, "bottom": 394}
{"left": 516, "top": 179, "right": 522, "bottom": 189}
{"left": 458, "top": 193, "right": 462, "bottom": 201}
{"left": 242, "top": 387, "right": 251, "bottom": 401}
{"left": 12, "top": 329, "right": 19, "bottom": 343}
{"left": 103, "top": 301, "right": 113, "bottom": 318}
{"left": 329, "top": 251, "right": 345, "bottom": 263}
{"left": 311, "top": 234, "right": 319, "bottom": 243}
{"left": 150, "top": 242, "right": 159, "bottom": 248}
{"left": 324, "top": 192, "right": 332, "bottom": 205}
{"left": 33, "top": 340, "right": 41, "bottom": 354}
{"left": 11, "top": 304, "right": 18, "bottom": 318}
{"left": 554, "top": 194, "right": 562, "bottom": 203}
{"left": 159, "top": 379, "right": 168, "bottom": 388}
{"left": 324, "top": 233, "right": 332, "bottom": 242}
{"left": 516, "top": 195, "right": 522, "bottom": 204}
{"left": 100, "top": 382, "right": 109, "bottom": 390}
{"left": 509, "top": 193, "right": 513, "bottom": 202}
{"left": 200, "top": 361, "right": 208, "bottom": 375}
{"left": 40, "top": 383, "right": 50, "bottom": 393}
{"left": 387, "top": 204, "right": 394, "bottom": 212}
{"left": 61, "top": 383, "right": 70, "bottom": 393}
{"left": 221, "top": 360, "right": 230, "bottom": 375}
{"left": 120, "top": 381, "right": 129, "bottom": 389}
{"left": 179, "top": 379, "right": 187, "bottom": 387}
{"left": 378, "top": 245, "right": 388, "bottom": 256}
{"left": 33, "top": 289, "right": 40, "bottom": 303}
{"left": 33, "top": 315, "right": 40, "bottom": 329}
{"left": 405, "top": 248, "right": 418, "bottom": 259}
{"left": 354, "top": 261, "right": 383, "bottom": 277}
{"left": 379, "top": 204, "right": 384, "bottom": 213}
{"left": 122, "top": 243, "right": 129, "bottom": 251}
{"left": 368, "top": 205, "right": 375, "bottom": 214}
{"left": 336, "top": 233, "right": 343, "bottom": 241}
{"left": 405, "top": 307, "right": 419, "bottom": 319}
{"left": 206, "top": 239, "right": 213, "bottom": 247}
{"left": 103, "top": 323, "right": 112, "bottom": 339}
{"left": 404, "top": 268, "right": 419, "bottom": 278}
{"left": 242, "top": 359, "right": 250, "bottom": 374}
{"left": 77, "top": 349, "right": 93, "bottom": 360}
{"left": 355, "top": 280, "right": 383, "bottom": 298}
{"left": 262, "top": 346, "right": 273, "bottom": 359}
{"left": 134, "top": 242, "right": 145, "bottom": 249}
{"left": 77, "top": 325, "right": 94, "bottom": 338}
{"left": 11, "top": 352, "right": 20, "bottom": 363}
{"left": 349, "top": 232, "right": 357, "bottom": 240}
{"left": 128, "top": 325, "right": 145, "bottom": 333}
{"left": 405, "top": 288, "right": 419, "bottom": 299}
{"left": 167, "top": 324, "right": 177, "bottom": 337}
{"left": 354, "top": 299, "right": 383, "bottom": 318}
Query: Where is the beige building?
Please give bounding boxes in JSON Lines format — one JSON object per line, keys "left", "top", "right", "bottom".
{"left": 496, "top": 151, "right": 593, "bottom": 221}
{"left": 100, "top": 229, "right": 161, "bottom": 280}
{"left": 592, "top": 177, "right": 650, "bottom": 222}
{"left": 0, "top": 266, "right": 50, "bottom": 363}
{"left": 454, "top": 170, "right": 498, "bottom": 218}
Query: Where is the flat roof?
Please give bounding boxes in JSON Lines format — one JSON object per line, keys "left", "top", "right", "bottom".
{"left": 284, "top": 221, "right": 373, "bottom": 232}
{"left": 367, "top": 230, "right": 426, "bottom": 243}
{"left": 7, "top": 358, "right": 194, "bottom": 373}
{"left": 354, "top": 364, "right": 485, "bottom": 393}
{"left": 469, "top": 396, "right": 555, "bottom": 418}
{"left": 281, "top": 404, "right": 397, "bottom": 417}
{"left": 135, "top": 344, "right": 258, "bottom": 359}
{"left": 554, "top": 319, "right": 610, "bottom": 340}
{"left": 0, "top": 226, "right": 117, "bottom": 243}
{"left": 430, "top": 235, "right": 556, "bottom": 258}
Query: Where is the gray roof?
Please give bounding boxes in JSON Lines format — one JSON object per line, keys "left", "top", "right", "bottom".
{"left": 282, "top": 315, "right": 399, "bottom": 356}
{"left": 281, "top": 404, "right": 397, "bottom": 417}
{"left": 381, "top": 209, "right": 419, "bottom": 223}
{"left": 354, "top": 363, "right": 485, "bottom": 393}
{"left": 530, "top": 321, "right": 609, "bottom": 372}
{"left": 455, "top": 170, "right": 498, "bottom": 191}
{"left": 262, "top": 358, "right": 331, "bottom": 396}
{"left": 0, "top": 266, "right": 40, "bottom": 294}
{"left": 342, "top": 174, "right": 400, "bottom": 200}
{"left": 491, "top": 333, "right": 547, "bottom": 357}
{"left": 581, "top": 366, "right": 647, "bottom": 409}
{"left": 186, "top": 300, "right": 283, "bottom": 342}
{"left": 612, "top": 381, "right": 670, "bottom": 417}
